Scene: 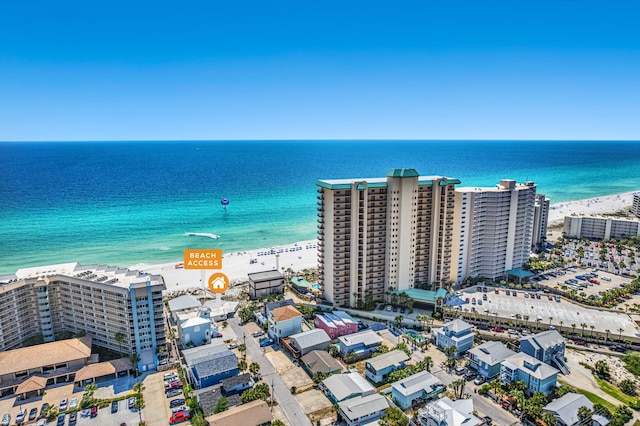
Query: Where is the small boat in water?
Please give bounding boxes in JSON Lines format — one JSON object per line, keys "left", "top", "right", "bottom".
{"left": 185, "top": 232, "right": 220, "bottom": 239}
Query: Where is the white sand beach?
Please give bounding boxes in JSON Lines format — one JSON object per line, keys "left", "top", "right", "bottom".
{"left": 547, "top": 191, "right": 638, "bottom": 225}
{"left": 140, "top": 190, "right": 639, "bottom": 294}
{"left": 141, "top": 240, "right": 319, "bottom": 294}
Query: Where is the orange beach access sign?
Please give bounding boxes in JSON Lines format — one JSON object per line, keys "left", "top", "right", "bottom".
{"left": 183, "top": 249, "right": 223, "bottom": 269}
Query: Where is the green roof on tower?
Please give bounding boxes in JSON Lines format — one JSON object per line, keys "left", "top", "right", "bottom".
{"left": 386, "top": 168, "right": 420, "bottom": 178}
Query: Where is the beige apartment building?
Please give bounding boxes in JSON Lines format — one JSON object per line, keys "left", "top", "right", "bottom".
{"left": 0, "top": 262, "right": 166, "bottom": 372}
{"left": 451, "top": 180, "right": 537, "bottom": 283}
{"left": 533, "top": 193, "right": 550, "bottom": 250}
{"left": 563, "top": 215, "right": 640, "bottom": 240}
{"left": 316, "top": 168, "right": 460, "bottom": 307}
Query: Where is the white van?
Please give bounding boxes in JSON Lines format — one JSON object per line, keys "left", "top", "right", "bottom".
{"left": 601, "top": 276, "right": 612, "bottom": 282}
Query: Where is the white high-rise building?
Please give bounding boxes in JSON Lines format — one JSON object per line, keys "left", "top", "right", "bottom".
{"left": 316, "top": 169, "right": 460, "bottom": 307}
{"left": 451, "top": 180, "right": 537, "bottom": 283}
{"left": 532, "top": 193, "right": 551, "bottom": 250}
{"left": 632, "top": 193, "right": 640, "bottom": 218}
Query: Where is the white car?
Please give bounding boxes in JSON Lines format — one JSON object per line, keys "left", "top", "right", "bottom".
{"left": 59, "top": 398, "right": 68, "bottom": 411}
{"left": 227, "top": 343, "right": 238, "bottom": 349}
{"left": 69, "top": 398, "right": 78, "bottom": 409}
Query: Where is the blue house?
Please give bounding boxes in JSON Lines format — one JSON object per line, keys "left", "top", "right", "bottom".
{"left": 338, "top": 329, "right": 383, "bottom": 358}
{"left": 519, "top": 329, "right": 570, "bottom": 374}
{"left": 177, "top": 307, "right": 215, "bottom": 348}
{"left": 391, "top": 371, "right": 445, "bottom": 409}
{"left": 501, "top": 352, "right": 559, "bottom": 396}
{"left": 434, "top": 319, "right": 474, "bottom": 357}
{"left": 468, "top": 341, "right": 516, "bottom": 380}
{"left": 364, "top": 350, "right": 410, "bottom": 383}
{"left": 183, "top": 343, "right": 239, "bottom": 389}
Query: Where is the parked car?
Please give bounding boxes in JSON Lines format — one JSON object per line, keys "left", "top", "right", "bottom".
{"left": 70, "top": 398, "right": 78, "bottom": 409}
{"left": 128, "top": 397, "right": 136, "bottom": 409}
{"left": 170, "top": 398, "right": 186, "bottom": 408}
{"left": 28, "top": 408, "right": 38, "bottom": 422}
{"left": 90, "top": 406, "right": 98, "bottom": 418}
{"left": 170, "top": 410, "right": 191, "bottom": 424}
{"left": 252, "top": 330, "right": 265, "bottom": 337}
{"left": 474, "top": 376, "right": 486, "bottom": 385}
{"left": 259, "top": 338, "right": 274, "bottom": 347}
{"left": 56, "top": 414, "right": 66, "bottom": 426}
{"left": 491, "top": 326, "right": 505, "bottom": 333}
{"left": 16, "top": 409, "right": 27, "bottom": 424}
{"left": 227, "top": 343, "right": 238, "bottom": 349}
{"left": 164, "top": 372, "right": 178, "bottom": 380}
{"left": 59, "top": 398, "right": 68, "bottom": 411}
{"left": 213, "top": 332, "right": 223, "bottom": 338}
{"left": 464, "top": 371, "right": 477, "bottom": 380}
{"left": 454, "top": 367, "right": 468, "bottom": 375}
{"left": 385, "top": 305, "right": 392, "bottom": 312}
{"left": 1, "top": 414, "right": 9, "bottom": 426}
{"left": 111, "top": 401, "right": 119, "bottom": 414}
{"left": 166, "top": 389, "right": 183, "bottom": 398}
{"left": 69, "top": 411, "right": 77, "bottom": 425}
{"left": 39, "top": 403, "right": 49, "bottom": 418}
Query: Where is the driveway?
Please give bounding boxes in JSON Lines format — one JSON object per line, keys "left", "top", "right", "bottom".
{"left": 229, "top": 317, "right": 312, "bottom": 426}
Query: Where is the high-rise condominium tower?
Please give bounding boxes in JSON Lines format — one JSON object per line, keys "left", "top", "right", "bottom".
{"left": 451, "top": 180, "right": 537, "bottom": 283}
{"left": 316, "top": 169, "right": 460, "bottom": 307}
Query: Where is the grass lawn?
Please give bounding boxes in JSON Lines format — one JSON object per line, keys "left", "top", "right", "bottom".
{"left": 595, "top": 377, "right": 639, "bottom": 406}
{"left": 558, "top": 380, "right": 616, "bottom": 411}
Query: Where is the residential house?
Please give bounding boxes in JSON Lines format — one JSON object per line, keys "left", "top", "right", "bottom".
{"left": 434, "top": 319, "right": 474, "bottom": 357}
{"left": 417, "top": 397, "right": 482, "bottom": 426}
{"left": 221, "top": 373, "right": 254, "bottom": 396}
{"left": 177, "top": 307, "right": 215, "bottom": 348}
{"left": 391, "top": 371, "right": 445, "bottom": 409}
{"left": 315, "top": 311, "right": 358, "bottom": 338}
{"left": 338, "top": 330, "right": 383, "bottom": 358}
{"left": 337, "top": 393, "right": 394, "bottom": 426}
{"left": 519, "top": 329, "right": 570, "bottom": 374}
{"left": 183, "top": 343, "right": 239, "bottom": 389}
{"left": 364, "top": 350, "right": 410, "bottom": 383}
{"left": 205, "top": 399, "right": 273, "bottom": 426}
{"left": 320, "top": 371, "right": 376, "bottom": 403}
{"left": 501, "top": 352, "right": 559, "bottom": 396}
{"left": 195, "top": 384, "right": 241, "bottom": 417}
{"left": 301, "top": 350, "right": 344, "bottom": 377}
{"left": 168, "top": 295, "right": 202, "bottom": 323}
{"left": 202, "top": 299, "right": 239, "bottom": 322}
{"left": 468, "top": 341, "right": 516, "bottom": 380}
{"left": 267, "top": 305, "right": 303, "bottom": 340}
{"left": 248, "top": 270, "right": 284, "bottom": 299}
{"left": 285, "top": 329, "right": 331, "bottom": 358}
{"left": 543, "top": 392, "right": 610, "bottom": 426}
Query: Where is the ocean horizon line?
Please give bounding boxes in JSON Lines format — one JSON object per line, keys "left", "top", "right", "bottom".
{"left": 2, "top": 139, "right": 640, "bottom": 144}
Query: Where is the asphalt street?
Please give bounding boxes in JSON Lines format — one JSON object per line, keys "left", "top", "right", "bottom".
{"left": 229, "top": 317, "right": 312, "bottom": 426}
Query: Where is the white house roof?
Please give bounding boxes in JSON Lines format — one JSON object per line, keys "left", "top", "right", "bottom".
{"left": 503, "top": 353, "right": 559, "bottom": 380}
{"left": 469, "top": 341, "right": 516, "bottom": 366}
{"left": 519, "top": 329, "right": 565, "bottom": 351}
{"left": 322, "top": 372, "right": 375, "bottom": 402}
{"left": 338, "top": 393, "right": 392, "bottom": 422}
{"left": 544, "top": 393, "right": 599, "bottom": 426}
{"left": 419, "top": 397, "right": 482, "bottom": 426}
{"left": 169, "top": 295, "right": 201, "bottom": 312}
{"left": 443, "top": 319, "right": 472, "bottom": 333}
{"left": 338, "top": 329, "right": 382, "bottom": 347}
{"left": 180, "top": 316, "right": 211, "bottom": 329}
{"left": 289, "top": 329, "right": 331, "bottom": 350}
{"left": 391, "top": 371, "right": 442, "bottom": 397}
{"left": 366, "top": 350, "right": 410, "bottom": 371}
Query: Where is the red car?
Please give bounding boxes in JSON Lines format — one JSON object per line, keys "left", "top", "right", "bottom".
{"left": 90, "top": 406, "right": 98, "bottom": 418}
{"left": 170, "top": 410, "right": 191, "bottom": 424}
{"left": 491, "top": 326, "right": 505, "bottom": 333}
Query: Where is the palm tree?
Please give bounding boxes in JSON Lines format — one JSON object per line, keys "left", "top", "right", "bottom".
{"left": 605, "top": 329, "right": 611, "bottom": 343}
{"left": 548, "top": 317, "right": 553, "bottom": 327}
{"left": 423, "top": 356, "right": 434, "bottom": 372}
{"left": 523, "top": 315, "right": 530, "bottom": 328}
{"left": 581, "top": 323, "right": 587, "bottom": 337}
{"left": 590, "top": 325, "right": 595, "bottom": 338}
{"left": 571, "top": 324, "right": 577, "bottom": 336}
{"left": 618, "top": 327, "right": 625, "bottom": 342}
{"left": 114, "top": 331, "right": 126, "bottom": 355}
{"left": 130, "top": 353, "right": 141, "bottom": 376}
{"left": 559, "top": 321, "right": 564, "bottom": 333}
{"left": 394, "top": 315, "right": 404, "bottom": 328}
{"left": 249, "top": 362, "right": 261, "bottom": 378}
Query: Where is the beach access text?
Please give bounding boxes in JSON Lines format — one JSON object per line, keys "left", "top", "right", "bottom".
{"left": 183, "top": 249, "right": 222, "bottom": 269}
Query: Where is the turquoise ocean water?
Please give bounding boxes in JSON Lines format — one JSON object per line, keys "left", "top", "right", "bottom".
{"left": 1, "top": 140, "right": 639, "bottom": 274}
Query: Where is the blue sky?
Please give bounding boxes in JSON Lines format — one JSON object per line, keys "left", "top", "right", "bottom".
{"left": 1, "top": 1, "right": 639, "bottom": 141}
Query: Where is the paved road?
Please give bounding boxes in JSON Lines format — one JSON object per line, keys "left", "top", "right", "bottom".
{"left": 229, "top": 317, "right": 312, "bottom": 426}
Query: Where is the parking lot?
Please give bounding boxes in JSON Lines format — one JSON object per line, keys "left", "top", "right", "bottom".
{"left": 457, "top": 281, "right": 640, "bottom": 337}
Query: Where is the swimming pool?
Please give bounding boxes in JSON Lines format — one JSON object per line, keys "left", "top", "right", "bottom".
{"left": 312, "top": 284, "right": 321, "bottom": 290}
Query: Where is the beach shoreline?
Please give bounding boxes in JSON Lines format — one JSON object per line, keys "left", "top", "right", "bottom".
{"left": 140, "top": 190, "right": 639, "bottom": 294}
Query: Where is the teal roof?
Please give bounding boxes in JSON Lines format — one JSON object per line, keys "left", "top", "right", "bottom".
{"left": 386, "top": 168, "right": 420, "bottom": 178}
{"left": 392, "top": 288, "right": 448, "bottom": 303}
{"left": 506, "top": 268, "right": 534, "bottom": 278}
{"left": 290, "top": 276, "right": 310, "bottom": 288}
